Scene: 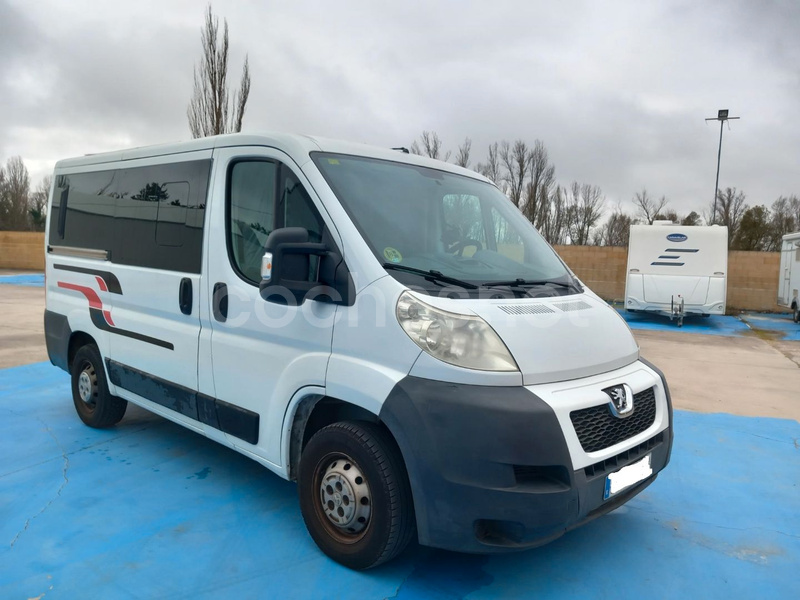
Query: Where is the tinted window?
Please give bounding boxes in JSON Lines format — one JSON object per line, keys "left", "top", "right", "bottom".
{"left": 229, "top": 161, "right": 278, "bottom": 283}
{"left": 50, "top": 170, "right": 118, "bottom": 254}
{"left": 49, "top": 159, "right": 211, "bottom": 273}
{"left": 114, "top": 161, "right": 209, "bottom": 272}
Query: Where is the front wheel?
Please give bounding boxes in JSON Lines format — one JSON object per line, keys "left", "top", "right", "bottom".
{"left": 298, "top": 421, "right": 415, "bottom": 570}
{"left": 71, "top": 345, "right": 127, "bottom": 428}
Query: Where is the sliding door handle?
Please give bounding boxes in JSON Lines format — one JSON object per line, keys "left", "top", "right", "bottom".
{"left": 212, "top": 282, "right": 228, "bottom": 322}
{"left": 179, "top": 278, "right": 193, "bottom": 315}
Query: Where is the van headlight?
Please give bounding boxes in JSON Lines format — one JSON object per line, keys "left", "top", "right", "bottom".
{"left": 396, "top": 291, "right": 518, "bottom": 372}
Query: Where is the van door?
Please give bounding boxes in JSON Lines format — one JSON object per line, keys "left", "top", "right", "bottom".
{"left": 202, "top": 147, "right": 337, "bottom": 464}
{"left": 781, "top": 244, "right": 793, "bottom": 306}
{"left": 102, "top": 156, "right": 211, "bottom": 427}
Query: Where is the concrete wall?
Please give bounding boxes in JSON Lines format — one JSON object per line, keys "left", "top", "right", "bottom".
{"left": 0, "top": 232, "right": 784, "bottom": 311}
{"left": 0, "top": 232, "right": 45, "bottom": 271}
{"left": 555, "top": 245, "right": 782, "bottom": 313}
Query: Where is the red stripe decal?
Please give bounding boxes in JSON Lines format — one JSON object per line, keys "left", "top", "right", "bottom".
{"left": 96, "top": 276, "right": 108, "bottom": 292}
{"left": 58, "top": 282, "right": 103, "bottom": 310}
{"left": 103, "top": 310, "right": 115, "bottom": 326}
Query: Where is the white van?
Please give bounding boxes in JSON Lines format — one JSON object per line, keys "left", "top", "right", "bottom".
{"left": 778, "top": 231, "right": 800, "bottom": 322}
{"left": 44, "top": 133, "right": 673, "bottom": 569}
{"left": 625, "top": 224, "right": 728, "bottom": 326}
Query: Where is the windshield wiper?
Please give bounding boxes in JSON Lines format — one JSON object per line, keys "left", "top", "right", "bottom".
{"left": 480, "top": 278, "right": 580, "bottom": 291}
{"left": 382, "top": 263, "right": 478, "bottom": 289}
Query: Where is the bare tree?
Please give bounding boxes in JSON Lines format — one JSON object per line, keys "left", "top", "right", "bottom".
{"left": 499, "top": 140, "right": 530, "bottom": 208}
{"left": 768, "top": 195, "right": 798, "bottom": 250}
{"left": 710, "top": 187, "right": 748, "bottom": 245}
{"left": 454, "top": 137, "right": 472, "bottom": 168}
{"left": 476, "top": 142, "right": 503, "bottom": 186}
{"left": 523, "top": 140, "right": 556, "bottom": 229}
{"left": 187, "top": 4, "right": 251, "bottom": 138}
{"left": 567, "top": 182, "right": 604, "bottom": 245}
{"left": 0, "top": 157, "right": 31, "bottom": 230}
{"left": 632, "top": 188, "right": 669, "bottom": 225}
{"left": 539, "top": 185, "right": 570, "bottom": 245}
{"left": 410, "top": 131, "right": 450, "bottom": 161}
{"left": 593, "top": 204, "right": 632, "bottom": 247}
{"left": 29, "top": 175, "right": 52, "bottom": 231}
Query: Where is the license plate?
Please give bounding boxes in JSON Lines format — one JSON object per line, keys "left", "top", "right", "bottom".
{"left": 604, "top": 454, "right": 653, "bottom": 500}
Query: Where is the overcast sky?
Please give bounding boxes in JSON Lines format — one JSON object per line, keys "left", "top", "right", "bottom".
{"left": 1, "top": 0, "right": 798, "bottom": 217}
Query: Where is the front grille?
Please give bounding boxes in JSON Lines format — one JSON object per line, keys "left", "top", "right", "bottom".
{"left": 583, "top": 432, "right": 664, "bottom": 479}
{"left": 570, "top": 387, "right": 657, "bottom": 453}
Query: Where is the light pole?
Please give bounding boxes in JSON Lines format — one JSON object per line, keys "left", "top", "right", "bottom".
{"left": 705, "top": 109, "right": 739, "bottom": 224}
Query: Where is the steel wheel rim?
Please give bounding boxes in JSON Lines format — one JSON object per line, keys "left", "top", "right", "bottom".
{"left": 315, "top": 453, "right": 372, "bottom": 543}
{"left": 77, "top": 361, "right": 97, "bottom": 407}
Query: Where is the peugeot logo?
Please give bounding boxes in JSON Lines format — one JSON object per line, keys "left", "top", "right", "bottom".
{"left": 603, "top": 383, "right": 635, "bottom": 418}
{"left": 666, "top": 233, "right": 688, "bottom": 242}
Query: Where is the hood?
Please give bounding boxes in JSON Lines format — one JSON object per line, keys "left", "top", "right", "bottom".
{"left": 436, "top": 293, "right": 640, "bottom": 385}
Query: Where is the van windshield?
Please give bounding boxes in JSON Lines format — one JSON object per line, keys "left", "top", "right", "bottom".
{"left": 312, "top": 153, "right": 577, "bottom": 295}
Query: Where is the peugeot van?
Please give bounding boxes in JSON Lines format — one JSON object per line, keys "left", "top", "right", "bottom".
{"left": 44, "top": 133, "right": 673, "bottom": 569}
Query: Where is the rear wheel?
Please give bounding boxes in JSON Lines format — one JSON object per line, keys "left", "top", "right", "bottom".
{"left": 71, "top": 345, "right": 127, "bottom": 428}
{"left": 298, "top": 421, "right": 415, "bottom": 570}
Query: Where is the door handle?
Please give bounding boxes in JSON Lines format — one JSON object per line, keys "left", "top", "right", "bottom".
{"left": 179, "top": 278, "right": 193, "bottom": 315}
{"left": 213, "top": 282, "right": 228, "bottom": 322}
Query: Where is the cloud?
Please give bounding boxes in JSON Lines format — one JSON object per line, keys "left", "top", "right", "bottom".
{"left": 1, "top": 0, "right": 798, "bottom": 219}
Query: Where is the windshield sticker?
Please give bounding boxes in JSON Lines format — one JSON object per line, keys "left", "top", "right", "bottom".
{"left": 327, "top": 158, "right": 340, "bottom": 165}
{"left": 383, "top": 247, "right": 403, "bottom": 263}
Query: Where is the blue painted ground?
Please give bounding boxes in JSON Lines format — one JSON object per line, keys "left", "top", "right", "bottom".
{"left": 1, "top": 363, "right": 797, "bottom": 599}
{"left": 739, "top": 312, "right": 800, "bottom": 342}
{"left": 618, "top": 309, "right": 752, "bottom": 336}
{"left": 0, "top": 273, "right": 44, "bottom": 287}
{"left": 618, "top": 308, "right": 800, "bottom": 340}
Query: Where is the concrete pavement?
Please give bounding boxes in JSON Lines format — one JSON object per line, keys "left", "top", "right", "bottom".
{"left": 0, "top": 284, "right": 47, "bottom": 369}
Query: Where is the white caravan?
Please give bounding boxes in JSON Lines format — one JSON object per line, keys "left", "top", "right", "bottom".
{"left": 44, "top": 133, "right": 672, "bottom": 569}
{"left": 778, "top": 232, "right": 800, "bottom": 322}
{"left": 625, "top": 224, "right": 728, "bottom": 326}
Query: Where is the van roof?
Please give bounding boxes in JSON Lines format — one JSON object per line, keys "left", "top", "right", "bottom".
{"left": 53, "top": 132, "right": 489, "bottom": 182}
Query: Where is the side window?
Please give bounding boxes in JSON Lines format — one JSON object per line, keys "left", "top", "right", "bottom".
{"left": 442, "top": 194, "right": 486, "bottom": 257}
{"left": 281, "top": 168, "right": 323, "bottom": 241}
{"left": 280, "top": 168, "right": 324, "bottom": 281}
{"left": 49, "top": 160, "right": 210, "bottom": 272}
{"left": 491, "top": 206, "right": 525, "bottom": 263}
{"left": 113, "top": 160, "right": 210, "bottom": 272}
{"left": 155, "top": 181, "right": 190, "bottom": 247}
{"left": 229, "top": 161, "right": 277, "bottom": 283}
{"left": 49, "top": 170, "right": 118, "bottom": 255}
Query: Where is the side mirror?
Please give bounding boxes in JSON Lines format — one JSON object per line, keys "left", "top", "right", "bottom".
{"left": 259, "top": 227, "right": 354, "bottom": 306}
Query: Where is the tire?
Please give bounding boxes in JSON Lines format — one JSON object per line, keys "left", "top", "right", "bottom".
{"left": 794, "top": 306, "right": 799, "bottom": 324}
{"left": 298, "top": 421, "right": 415, "bottom": 570}
{"left": 71, "top": 345, "right": 127, "bottom": 428}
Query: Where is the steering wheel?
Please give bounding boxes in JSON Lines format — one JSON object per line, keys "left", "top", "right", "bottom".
{"left": 449, "top": 239, "right": 484, "bottom": 257}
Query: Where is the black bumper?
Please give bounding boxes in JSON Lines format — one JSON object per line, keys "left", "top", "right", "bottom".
{"left": 44, "top": 310, "right": 72, "bottom": 372}
{"left": 378, "top": 363, "right": 673, "bottom": 553}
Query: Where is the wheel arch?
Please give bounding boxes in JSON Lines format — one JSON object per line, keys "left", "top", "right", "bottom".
{"left": 68, "top": 331, "right": 97, "bottom": 370}
{"left": 286, "top": 393, "right": 397, "bottom": 482}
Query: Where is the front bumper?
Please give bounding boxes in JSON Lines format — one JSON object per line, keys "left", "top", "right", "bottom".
{"left": 378, "top": 359, "right": 673, "bottom": 553}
